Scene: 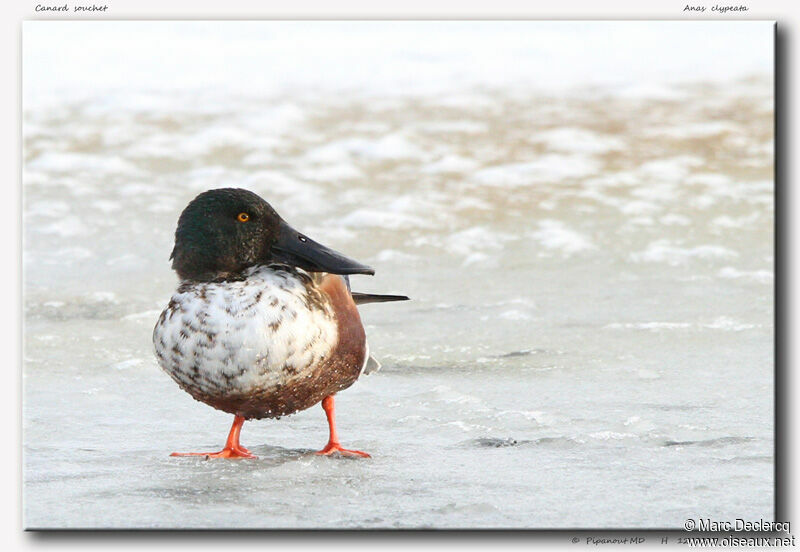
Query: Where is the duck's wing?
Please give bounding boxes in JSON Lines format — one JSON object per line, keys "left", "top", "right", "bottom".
{"left": 341, "top": 275, "right": 410, "bottom": 304}
{"left": 310, "top": 274, "right": 410, "bottom": 304}
{"left": 351, "top": 292, "right": 410, "bottom": 305}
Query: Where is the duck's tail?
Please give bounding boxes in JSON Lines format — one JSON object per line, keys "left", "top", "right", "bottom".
{"left": 354, "top": 291, "right": 408, "bottom": 374}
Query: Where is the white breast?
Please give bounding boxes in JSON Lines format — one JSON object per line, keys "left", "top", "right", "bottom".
{"left": 153, "top": 266, "right": 339, "bottom": 399}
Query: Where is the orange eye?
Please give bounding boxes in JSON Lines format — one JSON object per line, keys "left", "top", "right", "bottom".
{"left": 237, "top": 212, "right": 250, "bottom": 222}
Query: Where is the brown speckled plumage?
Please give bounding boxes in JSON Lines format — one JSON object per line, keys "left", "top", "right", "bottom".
{"left": 154, "top": 265, "right": 366, "bottom": 419}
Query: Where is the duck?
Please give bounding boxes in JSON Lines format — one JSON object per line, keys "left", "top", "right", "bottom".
{"left": 153, "top": 188, "right": 408, "bottom": 459}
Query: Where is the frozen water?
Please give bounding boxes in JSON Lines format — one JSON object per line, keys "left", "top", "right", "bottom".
{"left": 22, "top": 21, "right": 773, "bottom": 529}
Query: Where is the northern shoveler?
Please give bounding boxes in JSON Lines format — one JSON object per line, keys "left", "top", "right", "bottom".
{"left": 153, "top": 188, "right": 408, "bottom": 458}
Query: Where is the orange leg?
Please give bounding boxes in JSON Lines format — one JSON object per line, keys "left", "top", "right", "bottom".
{"left": 171, "top": 415, "right": 256, "bottom": 459}
{"left": 316, "top": 395, "right": 370, "bottom": 458}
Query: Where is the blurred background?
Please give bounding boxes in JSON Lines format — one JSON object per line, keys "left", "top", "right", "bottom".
{"left": 23, "top": 22, "right": 774, "bottom": 528}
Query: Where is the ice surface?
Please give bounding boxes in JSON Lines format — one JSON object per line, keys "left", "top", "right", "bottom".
{"left": 22, "top": 21, "right": 773, "bottom": 529}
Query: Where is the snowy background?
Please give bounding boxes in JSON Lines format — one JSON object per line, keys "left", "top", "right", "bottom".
{"left": 23, "top": 21, "right": 774, "bottom": 528}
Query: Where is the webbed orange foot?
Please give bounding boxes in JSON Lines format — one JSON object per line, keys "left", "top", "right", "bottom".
{"left": 316, "top": 395, "right": 371, "bottom": 458}
{"left": 171, "top": 446, "right": 256, "bottom": 459}
{"left": 170, "top": 415, "right": 256, "bottom": 459}
{"left": 315, "top": 441, "right": 371, "bottom": 458}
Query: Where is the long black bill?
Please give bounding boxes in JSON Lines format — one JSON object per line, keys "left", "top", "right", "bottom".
{"left": 270, "top": 220, "right": 375, "bottom": 276}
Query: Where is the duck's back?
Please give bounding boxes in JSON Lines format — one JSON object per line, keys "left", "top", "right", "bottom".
{"left": 153, "top": 265, "right": 367, "bottom": 419}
